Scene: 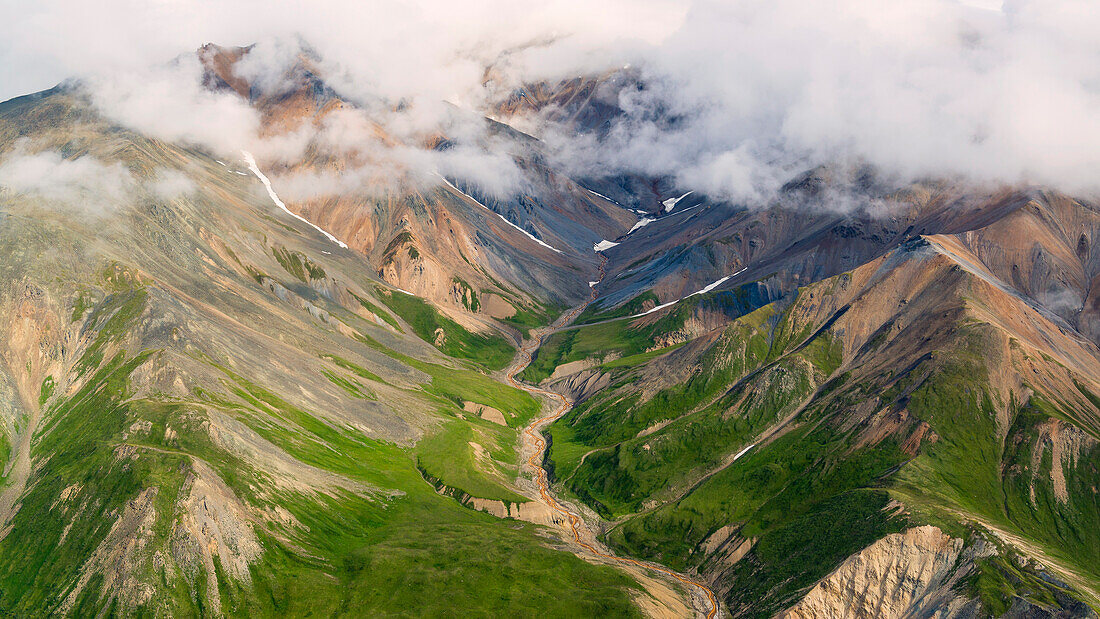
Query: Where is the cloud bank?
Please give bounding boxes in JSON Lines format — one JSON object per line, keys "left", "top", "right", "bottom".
{"left": 0, "top": 144, "right": 199, "bottom": 214}
{"left": 1, "top": 0, "right": 1097, "bottom": 202}
{"left": 0, "top": 148, "right": 134, "bottom": 210}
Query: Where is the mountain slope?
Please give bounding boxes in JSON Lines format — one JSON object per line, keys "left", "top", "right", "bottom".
{"left": 2, "top": 47, "right": 1099, "bottom": 619}
{"left": 544, "top": 231, "right": 1100, "bottom": 616}
{"left": 0, "top": 86, "right": 647, "bottom": 616}
{"left": 198, "top": 43, "right": 634, "bottom": 321}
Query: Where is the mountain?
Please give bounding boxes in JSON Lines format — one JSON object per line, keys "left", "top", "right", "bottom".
{"left": 0, "top": 84, "right": 646, "bottom": 616}
{"left": 0, "top": 42, "right": 1096, "bottom": 618}
{"left": 499, "top": 78, "right": 1100, "bottom": 616}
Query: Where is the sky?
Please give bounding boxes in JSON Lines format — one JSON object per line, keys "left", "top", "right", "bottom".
{"left": 0, "top": 0, "right": 1098, "bottom": 203}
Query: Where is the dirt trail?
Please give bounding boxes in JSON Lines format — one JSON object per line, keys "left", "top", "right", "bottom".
{"left": 505, "top": 256, "right": 720, "bottom": 619}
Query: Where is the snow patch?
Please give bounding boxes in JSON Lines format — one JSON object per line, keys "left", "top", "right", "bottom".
{"left": 594, "top": 239, "right": 620, "bottom": 252}
{"left": 628, "top": 218, "right": 655, "bottom": 234}
{"left": 663, "top": 191, "right": 693, "bottom": 212}
{"left": 630, "top": 267, "right": 746, "bottom": 318}
{"left": 671, "top": 204, "right": 700, "bottom": 218}
{"left": 732, "top": 443, "right": 755, "bottom": 462}
{"left": 436, "top": 174, "right": 562, "bottom": 253}
{"left": 585, "top": 188, "right": 619, "bottom": 205}
{"left": 635, "top": 299, "right": 680, "bottom": 317}
{"left": 242, "top": 151, "right": 348, "bottom": 249}
{"left": 686, "top": 275, "right": 732, "bottom": 298}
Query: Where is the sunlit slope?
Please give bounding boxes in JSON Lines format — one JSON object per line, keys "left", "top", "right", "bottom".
{"left": 198, "top": 43, "right": 632, "bottom": 323}
{"left": 549, "top": 236, "right": 1100, "bottom": 616}
{"left": 0, "top": 89, "right": 643, "bottom": 616}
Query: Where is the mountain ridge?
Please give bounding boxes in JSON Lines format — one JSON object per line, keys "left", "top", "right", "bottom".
{"left": 0, "top": 40, "right": 1097, "bottom": 618}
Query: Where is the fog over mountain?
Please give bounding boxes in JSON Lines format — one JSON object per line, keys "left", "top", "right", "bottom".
{"left": 1, "top": 2, "right": 1100, "bottom": 617}
{"left": 3, "top": 0, "right": 1098, "bottom": 204}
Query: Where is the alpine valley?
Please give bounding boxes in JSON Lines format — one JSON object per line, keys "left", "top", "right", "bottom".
{"left": 0, "top": 39, "right": 1097, "bottom": 619}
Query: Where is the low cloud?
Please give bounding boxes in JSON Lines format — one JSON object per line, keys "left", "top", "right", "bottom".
{"left": 1, "top": 0, "right": 1097, "bottom": 204}
{"left": 534, "top": 0, "right": 1100, "bottom": 202}
{"left": 148, "top": 169, "right": 198, "bottom": 201}
{"left": 87, "top": 56, "right": 261, "bottom": 156}
{"left": 0, "top": 147, "right": 134, "bottom": 211}
{"left": 270, "top": 143, "right": 522, "bottom": 202}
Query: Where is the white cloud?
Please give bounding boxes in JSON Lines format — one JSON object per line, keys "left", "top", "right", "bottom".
{"left": 0, "top": 0, "right": 1097, "bottom": 201}
{"left": 87, "top": 55, "right": 261, "bottom": 156}
{"left": 147, "top": 169, "right": 198, "bottom": 201}
{"left": 0, "top": 148, "right": 134, "bottom": 211}
{"left": 555, "top": 0, "right": 1100, "bottom": 199}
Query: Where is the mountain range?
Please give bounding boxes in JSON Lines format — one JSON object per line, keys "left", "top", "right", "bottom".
{"left": 0, "top": 42, "right": 1096, "bottom": 618}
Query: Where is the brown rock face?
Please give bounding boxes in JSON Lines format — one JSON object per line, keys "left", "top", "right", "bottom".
{"left": 781, "top": 526, "right": 974, "bottom": 619}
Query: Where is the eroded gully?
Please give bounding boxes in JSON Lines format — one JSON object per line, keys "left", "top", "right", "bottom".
{"left": 503, "top": 255, "right": 719, "bottom": 619}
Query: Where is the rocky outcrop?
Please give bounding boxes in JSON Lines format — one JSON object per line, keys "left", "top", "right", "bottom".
{"left": 61, "top": 487, "right": 161, "bottom": 614}
{"left": 782, "top": 522, "right": 1099, "bottom": 619}
{"left": 781, "top": 526, "right": 981, "bottom": 619}
{"left": 466, "top": 497, "right": 560, "bottom": 527}
{"left": 463, "top": 400, "right": 508, "bottom": 425}
{"left": 545, "top": 368, "right": 611, "bottom": 403}
{"left": 1031, "top": 419, "right": 1098, "bottom": 504}
{"left": 417, "top": 463, "right": 557, "bottom": 524}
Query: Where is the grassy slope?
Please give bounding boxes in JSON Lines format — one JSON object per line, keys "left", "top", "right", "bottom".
{"left": 552, "top": 299, "right": 840, "bottom": 511}
{"left": 0, "top": 283, "right": 642, "bottom": 616}
{"left": 520, "top": 286, "right": 759, "bottom": 383}
{"left": 550, "top": 283, "right": 1100, "bottom": 615}
{"left": 0, "top": 90, "right": 644, "bottom": 616}
{"left": 374, "top": 287, "right": 515, "bottom": 371}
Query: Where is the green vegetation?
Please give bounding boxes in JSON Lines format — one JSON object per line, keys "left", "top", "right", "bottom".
{"left": 972, "top": 551, "right": 1090, "bottom": 617}
{"left": 272, "top": 245, "right": 326, "bottom": 282}
{"left": 521, "top": 286, "right": 767, "bottom": 383}
{"left": 551, "top": 300, "right": 842, "bottom": 489}
{"left": 348, "top": 290, "right": 402, "bottom": 331}
{"left": 374, "top": 286, "right": 514, "bottom": 370}
{"left": 575, "top": 290, "right": 659, "bottom": 325}
{"left": 0, "top": 273, "right": 634, "bottom": 615}
{"left": 406, "top": 358, "right": 540, "bottom": 429}
{"left": 0, "top": 283, "right": 205, "bottom": 614}
{"left": 518, "top": 315, "right": 683, "bottom": 384}
{"left": 0, "top": 349, "right": 180, "bottom": 616}
{"left": 895, "top": 364, "right": 1100, "bottom": 588}
{"left": 0, "top": 430, "right": 9, "bottom": 485}
{"left": 320, "top": 368, "right": 373, "bottom": 399}
{"left": 599, "top": 344, "right": 686, "bottom": 370}
{"left": 500, "top": 303, "right": 552, "bottom": 338}
{"left": 545, "top": 424, "right": 590, "bottom": 485}
{"left": 414, "top": 421, "right": 527, "bottom": 504}
{"left": 13, "top": 96, "right": 1100, "bottom": 618}
{"left": 536, "top": 291, "right": 896, "bottom": 612}
{"left": 551, "top": 275, "right": 1100, "bottom": 617}
{"left": 566, "top": 357, "right": 821, "bottom": 516}
{"left": 39, "top": 375, "right": 55, "bottom": 408}
{"left": 74, "top": 286, "right": 149, "bottom": 377}
{"left": 245, "top": 265, "right": 267, "bottom": 285}
{"left": 195, "top": 359, "right": 642, "bottom": 617}
{"left": 381, "top": 231, "right": 416, "bottom": 261}
{"left": 452, "top": 276, "right": 480, "bottom": 311}
{"left": 278, "top": 496, "right": 643, "bottom": 619}
{"left": 70, "top": 291, "right": 93, "bottom": 322}
{"left": 0, "top": 93, "right": 649, "bottom": 617}
{"left": 320, "top": 353, "right": 385, "bottom": 384}
{"left": 723, "top": 490, "right": 906, "bottom": 615}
